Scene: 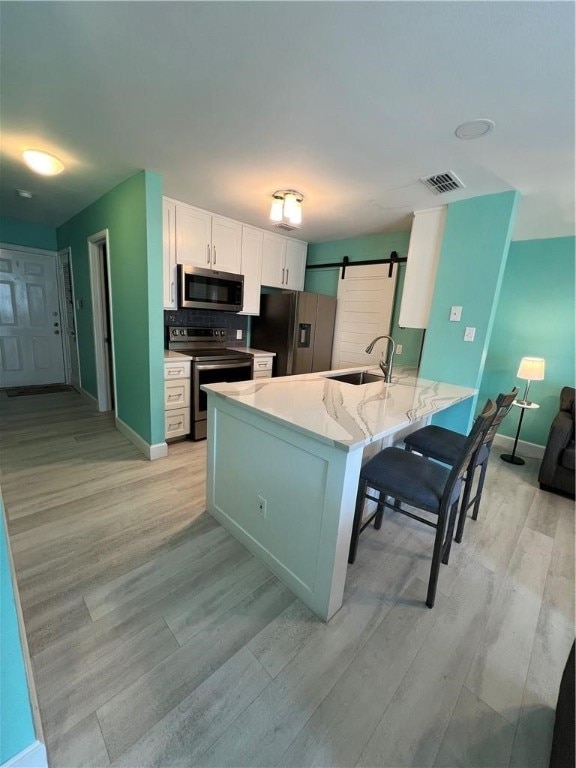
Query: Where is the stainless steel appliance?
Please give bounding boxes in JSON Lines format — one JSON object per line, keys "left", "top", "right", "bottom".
{"left": 178, "top": 265, "right": 244, "bottom": 311}
{"left": 250, "top": 291, "right": 337, "bottom": 376}
{"left": 167, "top": 327, "right": 253, "bottom": 440}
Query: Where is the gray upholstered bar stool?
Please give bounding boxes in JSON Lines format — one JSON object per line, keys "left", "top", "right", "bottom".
{"left": 404, "top": 387, "right": 518, "bottom": 543}
{"left": 348, "top": 400, "right": 496, "bottom": 608}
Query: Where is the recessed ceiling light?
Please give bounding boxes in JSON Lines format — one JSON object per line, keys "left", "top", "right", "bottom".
{"left": 22, "top": 149, "right": 64, "bottom": 176}
{"left": 16, "top": 189, "right": 33, "bottom": 198}
{"left": 455, "top": 119, "right": 495, "bottom": 140}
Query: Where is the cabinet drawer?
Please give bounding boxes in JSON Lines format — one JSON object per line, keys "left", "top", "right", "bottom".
{"left": 165, "top": 379, "right": 190, "bottom": 410}
{"left": 165, "top": 407, "right": 190, "bottom": 439}
{"left": 164, "top": 360, "right": 191, "bottom": 380}
{"left": 253, "top": 357, "right": 273, "bottom": 372}
{"left": 253, "top": 370, "right": 272, "bottom": 380}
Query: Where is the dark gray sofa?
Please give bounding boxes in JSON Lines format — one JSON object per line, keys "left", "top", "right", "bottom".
{"left": 538, "top": 386, "right": 575, "bottom": 498}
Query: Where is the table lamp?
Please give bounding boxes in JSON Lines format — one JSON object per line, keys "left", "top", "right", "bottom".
{"left": 516, "top": 356, "right": 545, "bottom": 405}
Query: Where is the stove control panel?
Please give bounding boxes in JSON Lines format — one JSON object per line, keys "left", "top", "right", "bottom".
{"left": 168, "top": 327, "right": 227, "bottom": 341}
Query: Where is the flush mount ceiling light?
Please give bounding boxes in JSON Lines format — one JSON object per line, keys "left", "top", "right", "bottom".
{"left": 455, "top": 119, "right": 495, "bottom": 140}
{"left": 270, "top": 190, "right": 304, "bottom": 230}
{"left": 22, "top": 149, "right": 64, "bottom": 176}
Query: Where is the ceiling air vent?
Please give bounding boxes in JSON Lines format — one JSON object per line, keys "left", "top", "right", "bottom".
{"left": 420, "top": 171, "right": 465, "bottom": 195}
{"left": 274, "top": 221, "right": 299, "bottom": 232}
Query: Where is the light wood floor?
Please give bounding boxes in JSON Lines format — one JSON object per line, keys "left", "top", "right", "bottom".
{"left": 1, "top": 390, "right": 573, "bottom": 768}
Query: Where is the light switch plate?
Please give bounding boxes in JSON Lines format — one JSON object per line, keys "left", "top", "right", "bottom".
{"left": 396, "top": 344, "right": 403, "bottom": 355}
{"left": 464, "top": 327, "right": 476, "bottom": 342}
{"left": 450, "top": 306, "right": 462, "bottom": 322}
{"left": 236, "top": 329, "right": 243, "bottom": 340}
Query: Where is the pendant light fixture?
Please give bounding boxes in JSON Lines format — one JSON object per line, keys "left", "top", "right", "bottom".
{"left": 270, "top": 190, "right": 304, "bottom": 228}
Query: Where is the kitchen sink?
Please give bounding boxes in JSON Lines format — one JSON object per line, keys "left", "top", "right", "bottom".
{"left": 325, "top": 371, "right": 385, "bottom": 385}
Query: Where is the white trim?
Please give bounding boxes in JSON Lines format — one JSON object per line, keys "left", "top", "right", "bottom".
{"left": 115, "top": 417, "right": 168, "bottom": 461}
{"left": 0, "top": 243, "right": 56, "bottom": 257}
{"left": 88, "top": 230, "right": 117, "bottom": 414}
{"left": 1, "top": 741, "right": 47, "bottom": 768}
{"left": 78, "top": 386, "right": 98, "bottom": 407}
{"left": 493, "top": 433, "right": 545, "bottom": 460}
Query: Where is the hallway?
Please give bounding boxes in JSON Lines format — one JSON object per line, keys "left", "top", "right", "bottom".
{"left": 1, "top": 390, "right": 573, "bottom": 767}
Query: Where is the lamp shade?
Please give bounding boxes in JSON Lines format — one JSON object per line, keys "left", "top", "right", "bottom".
{"left": 517, "top": 357, "right": 545, "bottom": 381}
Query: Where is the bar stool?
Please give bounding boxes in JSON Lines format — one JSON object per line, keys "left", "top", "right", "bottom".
{"left": 348, "top": 400, "right": 496, "bottom": 608}
{"left": 404, "top": 387, "right": 518, "bottom": 543}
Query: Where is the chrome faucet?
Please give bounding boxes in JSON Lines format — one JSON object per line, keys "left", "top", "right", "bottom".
{"left": 365, "top": 335, "right": 396, "bottom": 382}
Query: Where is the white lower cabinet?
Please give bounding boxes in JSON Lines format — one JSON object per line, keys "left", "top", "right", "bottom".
{"left": 252, "top": 355, "right": 274, "bottom": 379}
{"left": 164, "top": 358, "right": 191, "bottom": 439}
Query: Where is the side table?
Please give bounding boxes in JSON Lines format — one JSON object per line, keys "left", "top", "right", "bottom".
{"left": 501, "top": 400, "right": 540, "bottom": 465}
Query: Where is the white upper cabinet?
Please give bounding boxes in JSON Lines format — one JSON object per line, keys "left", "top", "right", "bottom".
{"left": 284, "top": 239, "right": 307, "bottom": 290}
{"left": 398, "top": 206, "right": 446, "bottom": 329}
{"left": 175, "top": 204, "right": 241, "bottom": 274}
{"left": 163, "top": 198, "right": 177, "bottom": 309}
{"left": 162, "top": 196, "right": 308, "bottom": 313}
{"left": 240, "top": 226, "right": 263, "bottom": 315}
{"left": 261, "top": 234, "right": 306, "bottom": 290}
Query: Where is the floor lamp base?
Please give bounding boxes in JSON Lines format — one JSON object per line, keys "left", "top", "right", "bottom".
{"left": 500, "top": 453, "right": 525, "bottom": 465}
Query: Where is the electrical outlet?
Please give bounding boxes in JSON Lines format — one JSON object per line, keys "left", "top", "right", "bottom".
{"left": 450, "top": 306, "right": 462, "bottom": 322}
{"left": 396, "top": 344, "right": 403, "bottom": 355}
{"left": 236, "top": 329, "right": 243, "bottom": 340}
{"left": 257, "top": 495, "right": 267, "bottom": 518}
{"left": 464, "top": 327, "right": 476, "bottom": 342}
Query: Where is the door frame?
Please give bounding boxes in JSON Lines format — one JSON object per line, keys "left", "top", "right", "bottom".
{"left": 88, "top": 230, "right": 117, "bottom": 413}
{"left": 56, "top": 247, "right": 80, "bottom": 387}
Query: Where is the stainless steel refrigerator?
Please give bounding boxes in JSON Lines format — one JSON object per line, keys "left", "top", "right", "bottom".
{"left": 251, "top": 291, "right": 337, "bottom": 376}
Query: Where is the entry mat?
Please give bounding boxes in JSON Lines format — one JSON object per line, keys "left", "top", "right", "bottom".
{"left": 3, "top": 384, "right": 75, "bottom": 397}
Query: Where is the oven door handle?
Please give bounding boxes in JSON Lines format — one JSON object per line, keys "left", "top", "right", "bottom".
{"left": 195, "top": 361, "right": 253, "bottom": 372}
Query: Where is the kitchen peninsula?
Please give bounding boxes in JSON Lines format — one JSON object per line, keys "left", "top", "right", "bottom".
{"left": 203, "top": 367, "right": 476, "bottom": 621}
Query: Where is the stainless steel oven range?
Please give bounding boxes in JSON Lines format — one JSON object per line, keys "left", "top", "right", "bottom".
{"left": 167, "top": 327, "right": 253, "bottom": 441}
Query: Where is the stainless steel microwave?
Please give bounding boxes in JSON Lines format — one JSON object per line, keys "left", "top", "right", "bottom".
{"left": 178, "top": 265, "right": 244, "bottom": 311}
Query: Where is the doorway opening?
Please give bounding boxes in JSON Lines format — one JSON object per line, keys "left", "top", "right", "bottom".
{"left": 88, "top": 231, "right": 116, "bottom": 413}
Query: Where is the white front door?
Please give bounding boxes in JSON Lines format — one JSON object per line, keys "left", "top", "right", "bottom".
{"left": 0, "top": 248, "right": 66, "bottom": 387}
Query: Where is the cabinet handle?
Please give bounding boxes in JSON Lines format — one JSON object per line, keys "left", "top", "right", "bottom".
{"left": 281, "top": 267, "right": 285, "bottom": 284}
{"left": 207, "top": 244, "right": 211, "bottom": 264}
{"left": 286, "top": 268, "right": 289, "bottom": 285}
{"left": 213, "top": 246, "right": 216, "bottom": 264}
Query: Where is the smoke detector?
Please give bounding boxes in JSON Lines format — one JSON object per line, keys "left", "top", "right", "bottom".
{"left": 420, "top": 171, "right": 465, "bottom": 195}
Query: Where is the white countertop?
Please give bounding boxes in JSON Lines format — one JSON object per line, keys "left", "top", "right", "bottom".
{"left": 202, "top": 365, "right": 477, "bottom": 452}
{"left": 234, "top": 347, "right": 276, "bottom": 357}
{"left": 164, "top": 350, "right": 193, "bottom": 361}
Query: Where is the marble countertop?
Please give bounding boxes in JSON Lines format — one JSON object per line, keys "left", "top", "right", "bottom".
{"left": 202, "top": 365, "right": 476, "bottom": 452}
{"left": 164, "top": 350, "right": 193, "bottom": 361}
{"left": 234, "top": 347, "right": 276, "bottom": 357}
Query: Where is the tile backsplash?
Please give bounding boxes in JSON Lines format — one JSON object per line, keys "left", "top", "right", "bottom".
{"left": 164, "top": 309, "right": 249, "bottom": 347}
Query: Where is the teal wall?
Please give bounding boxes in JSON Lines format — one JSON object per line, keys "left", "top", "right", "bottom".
{"left": 419, "top": 192, "right": 519, "bottom": 433}
{"left": 305, "top": 231, "right": 425, "bottom": 366}
{"left": 0, "top": 494, "right": 36, "bottom": 764}
{"left": 0, "top": 215, "right": 57, "bottom": 251}
{"left": 57, "top": 171, "right": 165, "bottom": 446}
{"left": 478, "top": 236, "right": 575, "bottom": 446}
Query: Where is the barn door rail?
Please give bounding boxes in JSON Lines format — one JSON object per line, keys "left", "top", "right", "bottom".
{"left": 305, "top": 251, "right": 407, "bottom": 279}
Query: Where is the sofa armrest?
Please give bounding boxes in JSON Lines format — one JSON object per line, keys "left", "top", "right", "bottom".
{"left": 539, "top": 411, "right": 574, "bottom": 484}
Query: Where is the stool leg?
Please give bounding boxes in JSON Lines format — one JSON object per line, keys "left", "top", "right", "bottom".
{"left": 455, "top": 469, "right": 474, "bottom": 544}
{"left": 427, "top": 506, "right": 450, "bottom": 608}
{"left": 348, "top": 478, "right": 368, "bottom": 564}
{"left": 472, "top": 460, "right": 488, "bottom": 521}
{"left": 374, "top": 491, "right": 385, "bottom": 529}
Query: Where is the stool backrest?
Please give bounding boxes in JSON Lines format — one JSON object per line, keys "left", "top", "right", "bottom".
{"left": 441, "top": 399, "right": 497, "bottom": 512}
{"left": 483, "top": 387, "right": 519, "bottom": 447}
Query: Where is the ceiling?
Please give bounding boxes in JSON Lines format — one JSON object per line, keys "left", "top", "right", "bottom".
{"left": 1, "top": 1, "right": 574, "bottom": 243}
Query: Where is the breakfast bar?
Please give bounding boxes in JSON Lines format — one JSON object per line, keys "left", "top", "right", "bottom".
{"left": 203, "top": 367, "right": 476, "bottom": 621}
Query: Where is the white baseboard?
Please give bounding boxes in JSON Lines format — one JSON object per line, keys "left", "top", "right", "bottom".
{"left": 77, "top": 386, "right": 98, "bottom": 407}
{"left": 2, "top": 741, "right": 47, "bottom": 768}
{"left": 493, "top": 433, "right": 545, "bottom": 460}
{"left": 115, "top": 417, "right": 168, "bottom": 461}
